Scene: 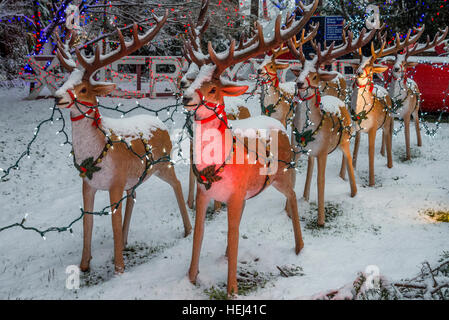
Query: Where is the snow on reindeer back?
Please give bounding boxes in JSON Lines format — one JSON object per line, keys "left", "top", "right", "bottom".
{"left": 223, "top": 96, "right": 247, "bottom": 115}
{"left": 229, "top": 116, "right": 286, "bottom": 141}
{"left": 101, "top": 115, "right": 166, "bottom": 145}
{"left": 320, "top": 96, "right": 344, "bottom": 117}
{"left": 279, "top": 82, "right": 296, "bottom": 95}
{"left": 373, "top": 84, "right": 389, "bottom": 99}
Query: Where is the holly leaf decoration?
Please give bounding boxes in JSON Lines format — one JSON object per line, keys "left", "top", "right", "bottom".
{"left": 196, "top": 164, "right": 222, "bottom": 190}
{"left": 351, "top": 109, "right": 368, "bottom": 125}
{"left": 391, "top": 98, "right": 404, "bottom": 114}
{"left": 294, "top": 128, "right": 315, "bottom": 147}
{"left": 76, "top": 157, "right": 101, "bottom": 180}
{"left": 261, "top": 103, "right": 276, "bottom": 117}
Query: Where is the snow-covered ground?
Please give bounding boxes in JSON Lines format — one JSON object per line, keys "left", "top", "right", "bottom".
{"left": 0, "top": 86, "right": 448, "bottom": 299}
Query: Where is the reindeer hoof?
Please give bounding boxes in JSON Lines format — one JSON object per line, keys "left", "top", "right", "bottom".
{"left": 188, "top": 270, "right": 199, "bottom": 284}
{"left": 187, "top": 201, "right": 194, "bottom": 210}
{"left": 295, "top": 242, "right": 304, "bottom": 255}
{"left": 79, "top": 264, "right": 90, "bottom": 272}
{"left": 114, "top": 264, "right": 125, "bottom": 274}
{"left": 184, "top": 227, "right": 192, "bottom": 237}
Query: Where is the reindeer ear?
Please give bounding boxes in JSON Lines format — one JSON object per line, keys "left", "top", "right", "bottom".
{"left": 290, "top": 69, "right": 301, "bottom": 77}
{"left": 318, "top": 71, "right": 338, "bottom": 82}
{"left": 405, "top": 61, "right": 418, "bottom": 68}
{"left": 372, "top": 65, "right": 389, "bottom": 74}
{"left": 221, "top": 85, "right": 248, "bottom": 97}
{"left": 92, "top": 84, "right": 116, "bottom": 96}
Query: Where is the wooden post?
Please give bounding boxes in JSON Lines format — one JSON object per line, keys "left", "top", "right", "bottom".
{"left": 136, "top": 64, "right": 142, "bottom": 91}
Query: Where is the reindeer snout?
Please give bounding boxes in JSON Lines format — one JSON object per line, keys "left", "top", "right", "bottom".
{"left": 55, "top": 96, "right": 63, "bottom": 104}
{"left": 180, "top": 80, "right": 188, "bottom": 89}
{"left": 182, "top": 96, "right": 193, "bottom": 106}
{"left": 297, "top": 81, "right": 305, "bottom": 89}
{"left": 394, "top": 67, "right": 400, "bottom": 72}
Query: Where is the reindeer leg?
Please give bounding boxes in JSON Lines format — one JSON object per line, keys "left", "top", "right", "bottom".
{"left": 122, "top": 189, "right": 136, "bottom": 249}
{"left": 188, "top": 187, "right": 209, "bottom": 284}
{"left": 213, "top": 201, "right": 222, "bottom": 213}
{"left": 156, "top": 166, "right": 192, "bottom": 237}
{"left": 414, "top": 108, "right": 422, "bottom": 147}
{"left": 226, "top": 195, "right": 246, "bottom": 297}
{"left": 303, "top": 156, "right": 314, "bottom": 202}
{"left": 385, "top": 117, "right": 393, "bottom": 168}
{"left": 273, "top": 175, "right": 304, "bottom": 254}
{"left": 187, "top": 140, "right": 195, "bottom": 209}
{"left": 109, "top": 185, "right": 126, "bottom": 273}
{"left": 341, "top": 140, "right": 357, "bottom": 197}
{"left": 352, "top": 131, "right": 360, "bottom": 169}
{"left": 380, "top": 130, "right": 386, "bottom": 156}
{"left": 316, "top": 153, "right": 327, "bottom": 226}
{"left": 404, "top": 114, "right": 411, "bottom": 160}
{"left": 368, "top": 127, "right": 376, "bottom": 187}
{"left": 339, "top": 153, "right": 347, "bottom": 180}
{"left": 80, "top": 181, "right": 96, "bottom": 272}
{"left": 225, "top": 201, "right": 245, "bottom": 258}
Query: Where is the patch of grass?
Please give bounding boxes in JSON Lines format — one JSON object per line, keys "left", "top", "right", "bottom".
{"left": 392, "top": 145, "right": 422, "bottom": 163}
{"left": 204, "top": 264, "right": 304, "bottom": 300}
{"left": 304, "top": 202, "right": 344, "bottom": 230}
{"left": 81, "top": 242, "right": 165, "bottom": 287}
{"left": 358, "top": 171, "right": 383, "bottom": 188}
{"left": 422, "top": 209, "right": 449, "bottom": 222}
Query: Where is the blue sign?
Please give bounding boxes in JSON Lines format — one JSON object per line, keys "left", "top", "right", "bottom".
{"left": 325, "top": 16, "right": 344, "bottom": 41}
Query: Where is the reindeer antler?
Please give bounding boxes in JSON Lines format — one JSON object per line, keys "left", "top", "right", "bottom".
{"left": 406, "top": 26, "right": 448, "bottom": 57}
{"left": 185, "top": 0, "right": 319, "bottom": 79}
{"left": 74, "top": 10, "right": 169, "bottom": 81}
{"left": 373, "top": 26, "right": 426, "bottom": 59}
{"left": 186, "top": 0, "right": 210, "bottom": 52}
{"left": 270, "top": 15, "right": 318, "bottom": 62}
{"left": 287, "top": 22, "right": 320, "bottom": 64}
{"left": 308, "top": 26, "right": 379, "bottom": 66}
{"left": 55, "top": 30, "right": 77, "bottom": 72}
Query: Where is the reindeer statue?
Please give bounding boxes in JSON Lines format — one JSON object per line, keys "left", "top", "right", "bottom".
{"left": 180, "top": 0, "right": 251, "bottom": 211}
{"left": 54, "top": 11, "right": 192, "bottom": 274}
{"left": 342, "top": 28, "right": 422, "bottom": 187}
{"left": 382, "top": 27, "right": 448, "bottom": 160}
{"left": 287, "top": 27, "right": 377, "bottom": 226}
{"left": 182, "top": 0, "right": 319, "bottom": 296}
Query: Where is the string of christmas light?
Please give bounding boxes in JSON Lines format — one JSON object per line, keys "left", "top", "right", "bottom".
{"left": 0, "top": 95, "right": 194, "bottom": 237}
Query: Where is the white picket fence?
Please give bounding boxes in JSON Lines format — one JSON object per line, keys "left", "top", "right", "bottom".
{"left": 22, "top": 55, "right": 359, "bottom": 100}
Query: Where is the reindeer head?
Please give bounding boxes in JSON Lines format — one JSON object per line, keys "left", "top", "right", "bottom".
{"left": 384, "top": 26, "right": 447, "bottom": 80}
{"left": 256, "top": 14, "right": 297, "bottom": 84}
{"left": 350, "top": 26, "right": 425, "bottom": 87}
{"left": 182, "top": 0, "right": 319, "bottom": 118}
{"left": 288, "top": 24, "right": 377, "bottom": 96}
{"left": 54, "top": 10, "right": 169, "bottom": 112}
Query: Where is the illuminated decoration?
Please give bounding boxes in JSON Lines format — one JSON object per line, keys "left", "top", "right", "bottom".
{"left": 20, "top": 56, "right": 64, "bottom": 99}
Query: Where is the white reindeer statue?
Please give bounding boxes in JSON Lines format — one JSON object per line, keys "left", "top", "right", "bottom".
{"left": 54, "top": 10, "right": 191, "bottom": 274}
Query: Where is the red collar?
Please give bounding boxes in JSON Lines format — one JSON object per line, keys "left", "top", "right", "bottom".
{"left": 261, "top": 66, "right": 279, "bottom": 88}
{"left": 298, "top": 78, "right": 321, "bottom": 108}
{"left": 353, "top": 80, "right": 374, "bottom": 93}
{"left": 67, "top": 90, "right": 101, "bottom": 128}
{"left": 194, "top": 90, "right": 228, "bottom": 133}
{"left": 391, "top": 74, "right": 407, "bottom": 86}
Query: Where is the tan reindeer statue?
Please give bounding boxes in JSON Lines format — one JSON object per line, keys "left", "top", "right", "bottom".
{"left": 287, "top": 27, "right": 377, "bottom": 226}
{"left": 256, "top": 15, "right": 312, "bottom": 128}
{"left": 382, "top": 27, "right": 448, "bottom": 160}
{"left": 180, "top": 0, "right": 251, "bottom": 210}
{"left": 54, "top": 10, "right": 192, "bottom": 274}
{"left": 343, "top": 28, "right": 422, "bottom": 187}
{"left": 182, "top": 0, "right": 319, "bottom": 296}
